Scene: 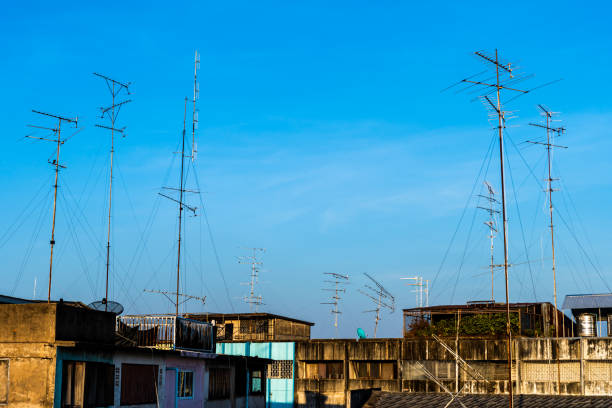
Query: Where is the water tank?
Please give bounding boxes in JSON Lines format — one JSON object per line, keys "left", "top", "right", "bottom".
{"left": 578, "top": 313, "right": 597, "bottom": 337}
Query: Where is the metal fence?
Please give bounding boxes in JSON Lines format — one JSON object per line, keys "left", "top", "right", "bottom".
{"left": 116, "top": 315, "right": 213, "bottom": 352}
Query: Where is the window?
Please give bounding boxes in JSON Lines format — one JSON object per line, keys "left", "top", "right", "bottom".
{"left": 120, "top": 364, "right": 159, "bottom": 405}
{"left": 353, "top": 361, "right": 396, "bottom": 380}
{"left": 268, "top": 360, "right": 293, "bottom": 379}
{"left": 209, "top": 367, "right": 231, "bottom": 400}
{"left": 0, "top": 360, "right": 8, "bottom": 405}
{"left": 304, "top": 361, "right": 343, "bottom": 379}
{"left": 177, "top": 371, "right": 193, "bottom": 398}
{"left": 251, "top": 370, "right": 262, "bottom": 394}
{"left": 84, "top": 362, "right": 114, "bottom": 407}
{"left": 62, "top": 361, "right": 85, "bottom": 407}
{"left": 224, "top": 323, "right": 234, "bottom": 340}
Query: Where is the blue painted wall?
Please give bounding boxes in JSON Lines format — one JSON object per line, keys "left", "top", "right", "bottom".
{"left": 216, "top": 342, "right": 295, "bottom": 408}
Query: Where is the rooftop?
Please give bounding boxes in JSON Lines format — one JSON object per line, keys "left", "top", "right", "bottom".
{"left": 562, "top": 294, "right": 612, "bottom": 310}
{"left": 184, "top": 312, "right": 315, "bottom": 326}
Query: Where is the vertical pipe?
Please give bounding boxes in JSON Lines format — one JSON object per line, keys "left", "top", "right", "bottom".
{"left": 48, "top": 119, "right": 62, "bottom": 302}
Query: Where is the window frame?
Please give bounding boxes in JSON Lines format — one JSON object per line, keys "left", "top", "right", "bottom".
{"left": 0, "top": 359, "right": 9, "bottom": 406}
{"left": 250, "top": 369, "right": 264, "bottom": 395}
{"left": 177, "top": 370, "right": 194, "bottom": 399}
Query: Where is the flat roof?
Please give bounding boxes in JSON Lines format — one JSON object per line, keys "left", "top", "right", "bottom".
{"left": 404, "top": 301, "right": 552, "bottom": 313}
{"left": 184, "top": 312, "right": 315, "bottom": 326}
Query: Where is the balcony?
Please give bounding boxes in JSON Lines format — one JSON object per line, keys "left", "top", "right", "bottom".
{"left": 116, "top": 315, "right": 214, "bottom": 352}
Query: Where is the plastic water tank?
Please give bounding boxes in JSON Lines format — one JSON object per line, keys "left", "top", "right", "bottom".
{"left": 578, "top": 313, "right": 597, "bottom": 337}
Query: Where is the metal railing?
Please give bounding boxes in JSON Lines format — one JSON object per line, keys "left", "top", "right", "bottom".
{"left": 116, "top": 315, "right": 213, "bottom": 352}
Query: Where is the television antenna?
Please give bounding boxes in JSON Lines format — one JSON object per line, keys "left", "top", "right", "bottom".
{"left": 26, "top": 110, "right": 78, "bottom": 302}
{"left": 400, "top": 276, "right": 429, "bottom": 308}
{"left": 321, "top": 272, "right": 349, "bottom": 337}
{"left": 527, "top": 104, "right": 567, "bottom": 393}
{"left": 159, "top": 98, "right": 198, "bottom": 317}
{"left": 143, "top": 289, "right": 206, "bottom": 310}
{"left": 93, "top": 72, "right": 132, "bottom": 312}
{"left": 238, "top": 247, "right": 266, "bottom": 311}
{"left": 447, "top": 49, "right": 548, "bottom": 408}
{"left": 477, "top": 181, "right": 500, "bottom": 302}
{"left": 359, "top": 273, "right": 395, "bottom": 338}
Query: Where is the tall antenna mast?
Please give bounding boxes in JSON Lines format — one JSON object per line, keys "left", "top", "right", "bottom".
{"left": 527, "top": 105, "right": 567, "bottom": 393}
{"left": 359, "top": 273, "right": 395, "bottom": 338}
{"left": 477, "top": 181, "right": 500, "bottom": 302}
{"left": 238, "top": 247, "right": 265, "bottom": 311}
{"left": 191, "top": 50, "right": 200, "bottom": 161}
{"left": 94, "top": 72, "right": 131, "bottom": 312}
{"left": 450, "top": 49, "right": 538, "bottom": 408}
{"left": 321, "top": 273, "right": 349, "bottom": 337}
{"left": 159, "top": 98, "right": 198, "bottom": 317}
{"left": 26, "top": 110, "right": 78, "bottom": 302}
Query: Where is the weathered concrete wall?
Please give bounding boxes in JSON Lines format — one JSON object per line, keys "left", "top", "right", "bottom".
{"left": 0, "top": 304, "right": 57, "bottom": 343}
{"left": 0, "top": 342, "right": 57, "bottom": 408}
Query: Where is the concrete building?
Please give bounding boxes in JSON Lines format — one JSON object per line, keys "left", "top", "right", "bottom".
{"left": 0, "top": 301, "right": 270, "bottom": 408}
{"left": 188, "top": 313, "right": 315, "bottom": 408}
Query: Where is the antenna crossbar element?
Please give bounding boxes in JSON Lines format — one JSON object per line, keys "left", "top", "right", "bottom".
{"left": 94, "top": 72, "right": 132, "bottom": 312}
{"left": 477, "top": 181, "right": 499, "bottom": 301}
{"left": 360, "top": 273, "right": 395, "bottom": 338}
{"left": 144, "top": 289, "right": 206, "bottom": 308}
{"left": 191, "top": 50, "right": 200, "bottom": 161}
{"left": 238, "top": 247, "right": 266, "bottom": 311}
{"left": 27, "top": 109, "right": 78, "bottom": 302}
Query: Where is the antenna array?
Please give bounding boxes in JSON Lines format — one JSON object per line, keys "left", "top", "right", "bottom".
{"left": 477, "top": 181, "right": 500, "bottom": 302}
{"left": 359, "top": 273, "right": 395, "bottom": 338}
{"left": 238, "top": 247, "right": 266, "bottom": 311}
{"left": 26, "top": 110, "right": 78, "bottom": 302}
{"left": 527, "top": 104, "right": 567, "bottom": 393}
{"left": 94, "top": 72, "right": 132, "bottom": 312}
{"left": 321, "top": 273, "right": 349, "bottom": 337}
{"left": 400, "top": 276, "right": 429, "bottom": 308}
{"left": 191, "top": 50, "right": 200, "bottom": 161}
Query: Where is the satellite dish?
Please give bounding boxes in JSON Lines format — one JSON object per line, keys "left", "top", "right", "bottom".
{"left": 357, "top": 328, "right": 367, "bottom": 339}
{"left": 88, "top": 300, "right": 124, "bottom": 315}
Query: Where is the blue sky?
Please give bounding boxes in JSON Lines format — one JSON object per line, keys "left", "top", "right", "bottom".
{"left": 1, "top": 1, "right": 611, "bottom": 338}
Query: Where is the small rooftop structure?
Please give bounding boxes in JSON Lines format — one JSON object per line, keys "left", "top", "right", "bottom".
{"left": 116, "top": 315, "right": 214, "bottom": 352}
{"left": 404, "top": 301, "right": 575, "bottom": 338}
{"left": 562, "top": 293, "right": 612, "bottom": 316}
{"left": 185, "top": 312, "right": 314, "bottom": 342}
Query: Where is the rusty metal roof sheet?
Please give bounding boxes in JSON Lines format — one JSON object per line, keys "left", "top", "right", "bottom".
{"left": 562, "top": 294, "right": 612, "bottom": 310}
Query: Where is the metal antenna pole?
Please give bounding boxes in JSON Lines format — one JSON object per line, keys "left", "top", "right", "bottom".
{"left": 27, "top": 110, "right": 78, "bottom": 302}
{"left": 238, "top": 247, "right": 265, "bottom": 311}
{"left": 192, "top": 50, "right": 200, "bottom": 161}
{"left": 94, "top": 72, "right": 131, "bottom": 311}
{"left": 176, "top": 98, "right": 188, "bottom": 317}
{"left": 322, "top": 273, "right": 349, "bottom": 338}
{"left": 478, "top": 181, "right": 499, "bottom": 302}
{"left": 360, "top": 273, "right": 395, "bottom": 338}
{"left": 450, "top": 49, "right": 539, "bottom": 408}
{"left": 527, "top": 105, "right": 567, "bottom": 394}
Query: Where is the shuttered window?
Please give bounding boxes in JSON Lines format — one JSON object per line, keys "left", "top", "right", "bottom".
{"left": 120, "top": 364, "right": 159, "bottom": 405}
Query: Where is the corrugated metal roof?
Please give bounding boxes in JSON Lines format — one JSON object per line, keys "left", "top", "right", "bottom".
{"left": 562, "top": 293, "right": 612, "bottom": 310}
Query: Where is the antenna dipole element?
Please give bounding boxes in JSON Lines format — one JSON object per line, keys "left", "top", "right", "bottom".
{"left": 477, "top": 181, "right": 500, "bottom": 302}
{"left": 94, "top": 72, "right": 131, "bottom": 312}
{"left": 26, "top": 110, "right": 78, "bottom": 302}
{"left": 321, "top": 273, "right": 349, "bottom": 338}
{"left": 359, "top": 273, "right": 395, "bottom": 338}
{"left": 238, "top": 247, "right": 266, "bottom": 311}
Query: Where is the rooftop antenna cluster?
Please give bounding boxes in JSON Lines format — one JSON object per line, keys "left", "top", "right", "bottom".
{"left": 447, "top": 48, "right": 548, "bottom": 408}
{"left": 321, "top": 272, "right": 349, "bottom": 337}
{"left": 400, "top": 276, "right": 429, "bottom": 308}
{"left": 477, "top": 181, "right": 500, "bottom": 302}
{"left": 359, "top": 273, "right": 395, "bottom": 338}
{"left": 238, "top": 247, "right": 266, "bottom": 312}
{"left": 93, "top": 72, "right": 132, "bottom": 312}
{"left": 527, "top": 104, "right": 567, "bottom": 393}
{"left": 26, "top": 110, "right": 78, "bottom": 302}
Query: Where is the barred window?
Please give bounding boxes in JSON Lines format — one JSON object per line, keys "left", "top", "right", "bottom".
{"left": 268, "top": 360, "right": 293, "bottom": 379}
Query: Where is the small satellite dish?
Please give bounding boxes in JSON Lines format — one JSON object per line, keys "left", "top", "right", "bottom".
{"left": 357, "top": 328, "right": 367, "bottom": 339}
{"left": 88, "top": 300, "right": 124, "bottom": 315}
